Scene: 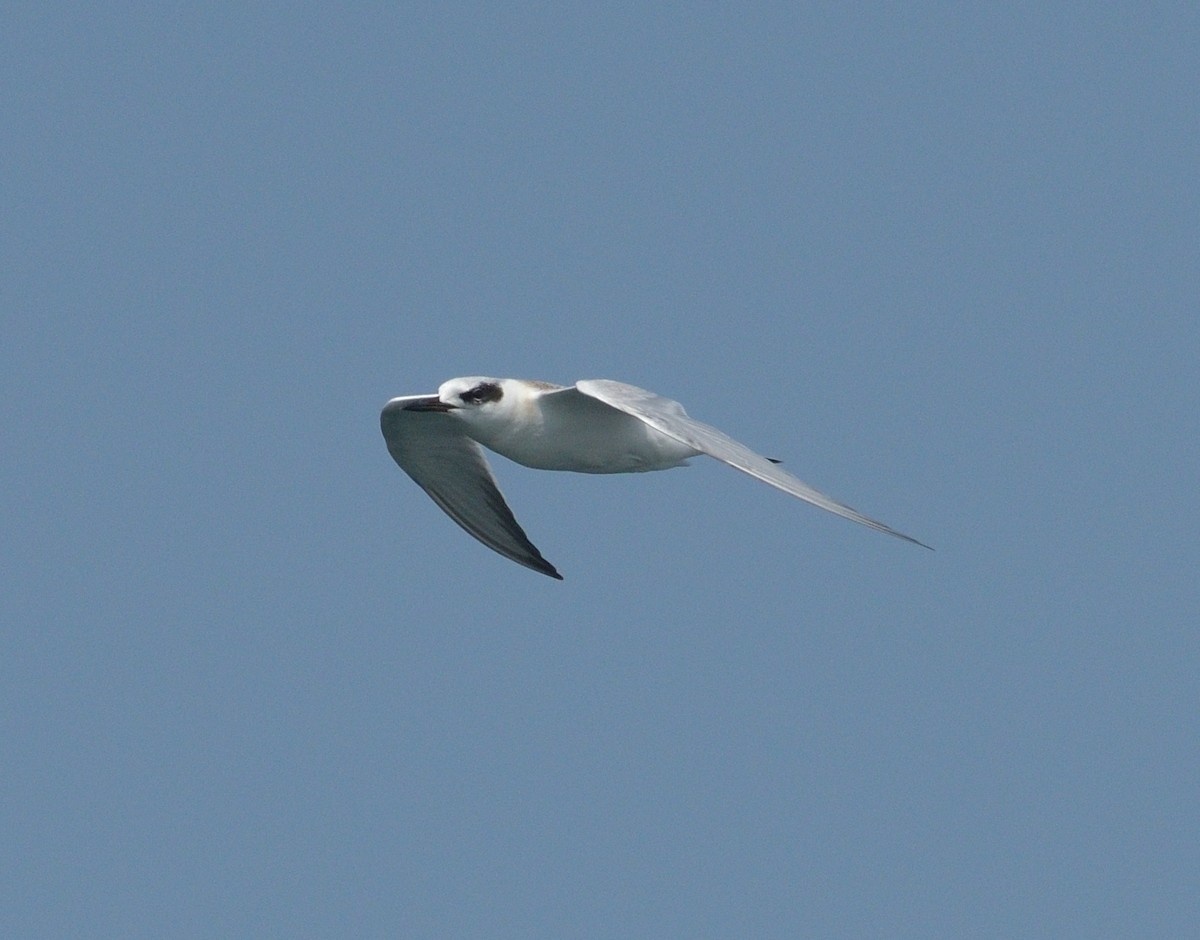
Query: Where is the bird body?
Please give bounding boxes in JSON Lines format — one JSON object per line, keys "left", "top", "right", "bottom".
{"left": 381, "top": 377, "right": 928, "bottom": 579}
{"left": 424, "top": 377, "right": 700, "bottom": 473}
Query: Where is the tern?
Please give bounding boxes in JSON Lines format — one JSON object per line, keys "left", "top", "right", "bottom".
{"left": 381, "top": 377, "right": 930, "bottom": 579}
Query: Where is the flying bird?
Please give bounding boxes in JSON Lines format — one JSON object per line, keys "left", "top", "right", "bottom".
{"left": 381, "top": 377, "right": 929, "bottom": 579}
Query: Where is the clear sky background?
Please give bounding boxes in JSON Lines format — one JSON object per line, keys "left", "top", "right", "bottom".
{"left": 4, "top": 5, "right": 1197, "bottom": 938}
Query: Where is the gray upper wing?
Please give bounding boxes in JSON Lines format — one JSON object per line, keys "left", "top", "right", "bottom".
{"left": 380, "top": 398, "right": 562, "bottom": 578}
{"left": 575, "top": 380, "right": 929, "bottom": 549}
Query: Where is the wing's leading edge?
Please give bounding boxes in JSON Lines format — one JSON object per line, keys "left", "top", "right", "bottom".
{"left": 576, "top": 379, "right": 930, "bottom": 549}
{"left": 380, "top": 398, "right": 562, "bottom": 578}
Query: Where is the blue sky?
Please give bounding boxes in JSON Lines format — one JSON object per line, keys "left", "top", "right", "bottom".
{"left": 4, "top": 4, "right": 1197, "bottom": 937}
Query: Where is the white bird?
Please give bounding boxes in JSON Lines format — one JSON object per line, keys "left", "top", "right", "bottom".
{"left": 381, "top": 377, "right": 930, "bottom": 579}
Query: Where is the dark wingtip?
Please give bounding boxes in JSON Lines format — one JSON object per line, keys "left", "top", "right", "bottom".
{"left": 530, "top": 557, "right": 564, "bottom": 580}
{"left": 902, "top": 528, "right": 936, "bottom": 552}
{"left": 536, "top": 562, "right": 564, "bottom": 580}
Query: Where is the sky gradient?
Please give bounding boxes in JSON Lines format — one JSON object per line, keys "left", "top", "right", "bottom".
{"left": 4, "top": 5, "right": 1198, "bottom": 938}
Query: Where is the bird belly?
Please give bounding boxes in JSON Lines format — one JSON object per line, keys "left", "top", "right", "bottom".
{"left": 489, "top": 410, "right": 698, "bottom": 474}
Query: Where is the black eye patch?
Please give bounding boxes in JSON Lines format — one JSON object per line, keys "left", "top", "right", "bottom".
{"left": 460, "top": 382, "right": 503, "bottom": 405}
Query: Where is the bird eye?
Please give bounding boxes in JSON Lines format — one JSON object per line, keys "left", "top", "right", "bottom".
{"left": 460, "top": 382, "right": 502, "bottom": 405}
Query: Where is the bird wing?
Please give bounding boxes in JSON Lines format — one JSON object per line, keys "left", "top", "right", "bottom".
{"left": 575, "top": 379, "right": 929, "bottom": 549}
{"left": 380, "top": 397, "right": 562, "bottom": 578}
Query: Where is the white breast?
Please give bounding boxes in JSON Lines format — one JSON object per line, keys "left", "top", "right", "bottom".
{"left": 478, "top": 390, "right": 699, "bottom": 474}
